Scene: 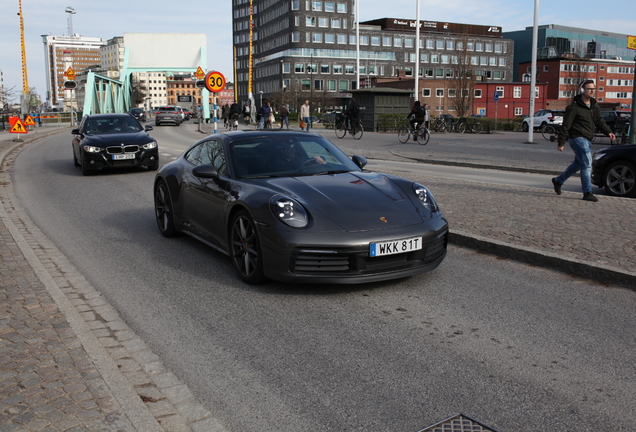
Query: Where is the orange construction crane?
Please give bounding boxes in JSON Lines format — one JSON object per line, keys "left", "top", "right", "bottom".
{"left": 18, "top": 0, "right": 29, "bottom": 94}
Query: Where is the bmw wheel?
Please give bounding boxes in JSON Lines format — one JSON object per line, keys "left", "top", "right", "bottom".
{"left": 604, "top": 160, "right": 636, "bottom": 197}
{"left": 522, "top": 122, "right": 529, "bottom": 132}
{"left": 154, "top": 180, "right": 178, "bottom": 237}
{"left": 230, "top": 210, "right": 265, "bottom": 284}
{"left": 80, "top": 155, "right": 92, "bottom": 176}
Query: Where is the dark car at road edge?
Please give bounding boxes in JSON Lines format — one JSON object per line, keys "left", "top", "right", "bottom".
{"left": 592, "top": 144, "right": 636, "bottom": 197}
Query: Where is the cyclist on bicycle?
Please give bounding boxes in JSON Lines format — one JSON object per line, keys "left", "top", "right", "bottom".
{"left": 408, "top": 101, "right": 426, "bottom": 141}
{"left": 344, "top": 98, "right": 360, "bottom": 130}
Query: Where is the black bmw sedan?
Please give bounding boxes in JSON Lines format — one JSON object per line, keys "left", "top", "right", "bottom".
{"left": 72, "top": 113, "right": 159, "bottom": 175}
{"left": 154, "top": 130, "right": 448, "bottom": 284}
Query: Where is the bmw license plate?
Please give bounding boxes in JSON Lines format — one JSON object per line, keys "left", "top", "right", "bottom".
{"left": 112, "top": 154, "right": 135, "bottom": 160}
{"left": 370, "top": 236, "right": 422, "bottom": 257}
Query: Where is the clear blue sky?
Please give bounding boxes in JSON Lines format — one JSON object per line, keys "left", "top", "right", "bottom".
{"left": 1, "top": 0, "right": 634, "bottom": 103}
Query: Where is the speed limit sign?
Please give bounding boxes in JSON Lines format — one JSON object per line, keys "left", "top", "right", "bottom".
{"left": 204, "top": 71, "right": 226, "bottom": 93}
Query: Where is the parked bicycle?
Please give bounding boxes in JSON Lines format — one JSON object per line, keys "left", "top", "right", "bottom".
{"left": 458, "top": 120, "right": 484, "bottom": 134}
{"left": 432, "top": 118, "right": 450, "bottom": 133}
{"left": 335, "top": 115, "right": 364, "bottom": 140}
{"left": 398, "top": 119, "right": 430, "bottom": 145}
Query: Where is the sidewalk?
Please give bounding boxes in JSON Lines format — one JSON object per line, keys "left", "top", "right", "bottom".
{"left": 0, "top": 128, "right": 226, "bottom": 431}
{"left": 1, "top": 125, "right": 635, "bottom": 430}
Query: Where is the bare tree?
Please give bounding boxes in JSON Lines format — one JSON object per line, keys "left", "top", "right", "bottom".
{"left": 130, "top": 75, "right": 147, "bottom": 107}
{"left": 449, "top": 35, "right": 476, "bottom": 118}
{"left": 0, "top": 85, "right": 17, "bottom": 111}
{"left": 562, "top": 41, "right": 594, "bottom": 99}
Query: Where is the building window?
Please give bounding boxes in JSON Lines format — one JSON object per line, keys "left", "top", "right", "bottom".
{"left": 543, "top": 65, "right": 549, "bottom": 72}
{"left": 321, "top": 64, "right": 330, "bottom": 73}
{"left": 515, "top": 107, "right": 523, "bottom": 115}
{"left": 371, "top": 36, "right": 380, "bottom": 46}
{"left": 513, "top": 86, "right": 521, "bottom": 98}
{"left": 306, "top": 16, "right": 316, "bottom": 26}
{"left": 476, "top": 42, "right": 483, "bottom": 51}
{"left": 345, "top": 65, "right": 355, "bottom": 74}
{"left": 312, "top": 1, "right": 322, "bottom": 11}
{"left": 324, "top": 1, "right": 334, "bottom": 11}
{"left": 405, "top": 39, "right": 413, "bottom": 48}
{"left": 435, "top": 68, "right": 443, "bottom": 77}
{"left": 325, "top": 33, "right": 334, "bottom": 43}
{"left": 423, "top": 88, "right": 431, "bottom": 97}
{"left": 424, "top": 68, "right": 433, "bottom": 77}
{"left": 292, "top": 0, "right": 300, "bottom": 10}
{"left": 337, "top": 34, "right": 346, "bottom": 44}
{"left": 319, "top": 17, "right": 328, "bottom": 27}
{"left": 333, "top": 65, "right": 342, "bottom": 74}
{"left": 421, "top": 53, "right": 429, "bottom": 62}
{"left": 360, "top": 35, "right": 369, "bottom": 45}
{"left": 331, "top": 18, "right": 340, "bottom": 28}
{"left": 431, "top": 54, "right": 439, "bottom": 63}
{"left": 301, "top": 79, "right": 310, "bottom": 90}
{"left": 339, "top": 80, "right": 348, "bottom": 91}
{"left": 436, "top": 89, "right": 444, "bottom": 97}
{"left": 295, "top": 63, "right": 305, "bottom": 73}
{"left": 283, "top": 63, "right": 290, "bottom": 73}
{"left": 441, "top": 55, "right": 449, "bottom": 64}
{"left": 313, "top": 33, "right": 322, "bottom": 43}
{"left": 446, "top": 40, "right": 454, "bottom": 50}
{"left": 426, "top": 40, "right": 434, "bottom": 49}
{"left": 494, "top": 43, "right": 502, "bottom": 53}
{"left": 307, "top": 64, "right": 317, "bottom": 73}
{"left": 499, "top": 58, "right": 506, "bottom": 67}
{"left": 475, "top": 89, "right": 482, "bottom": 98}
{"left": 337, "top": 2, "right": 346, "bottom": 12}
{"left": 448, "top": 89, "right": 457, "bottom": 97}
{"left": 314, "top": 80, "right": 323, "bottom": 90}
{"left": 496, "top": 86, "right": 504, "bottom": 98}
{"left": 436, "top": 40, "right": 444, "bottom": 50}
{"left": 394, "top": 38, "right": 402, "bottom": 47}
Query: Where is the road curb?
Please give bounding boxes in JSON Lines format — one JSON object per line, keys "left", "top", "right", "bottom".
{"left": 449, "top": 230, "right": 636, "bottom": 290}
{"left": 391, "top": 151, "right": 565, "bottom": 176}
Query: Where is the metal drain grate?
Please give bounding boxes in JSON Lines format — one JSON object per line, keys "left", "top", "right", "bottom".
{"left": 417, "top": 413, "right": 500, "bottom": 432}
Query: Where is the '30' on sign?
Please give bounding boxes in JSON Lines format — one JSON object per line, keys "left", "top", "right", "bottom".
{"left": 204, "top": 71, "right": 226, "bottom": 93}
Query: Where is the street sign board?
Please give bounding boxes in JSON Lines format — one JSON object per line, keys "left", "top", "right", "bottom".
{"left": 628, "top": 35, "right": 636, "bottom": 50}
{"left": 196, "top": 80, "right": 205, "bottom": 89}
{"left": 195, "top": 67, "right": 206, "bottom": 79}
{"left": 177, "top": 95, "right": 193, "bottom": 103}
{"left": 24, "top": 115, "right": 36, "bottom": 126}
{"left": 493, "top": 91, "right": 499, "bottom": 102}
{"left": 64, "top": 80, "right": 77, "bottom": 89}
{"left": 65, "top": 67, "right": 76, "bottom": 80}
{"left": 204, "top": 71, "right": 226, "bottom": 93}
{"left": 10, "top": 119, "right": 28, "bottom": 134}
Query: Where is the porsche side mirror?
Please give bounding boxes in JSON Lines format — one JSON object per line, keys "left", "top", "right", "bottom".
{"left": 193, "top": 164, "right": 219, "bottom": 179}
{"left": 352, "top": 155, "right": 367, "bottom": 169}
{"left": 145, "top": 125, "right": 153, "bottom": 131}
{"left": 71, "top": 129, "right": 80, "bottom": 135}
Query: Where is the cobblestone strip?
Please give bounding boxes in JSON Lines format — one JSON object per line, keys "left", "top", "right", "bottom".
{"left": 1, "top": 142, "right": 227, "bottom": 431}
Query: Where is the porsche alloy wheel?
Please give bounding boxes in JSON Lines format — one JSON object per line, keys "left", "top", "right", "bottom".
{"left": 604, "top": 160, "right": 636, "bottom": 197}
{"left": 230, "top": 211, "right": 265, "bottom": 284}
{"left": 154, "top": 180, "right": 178, "bottom": 237}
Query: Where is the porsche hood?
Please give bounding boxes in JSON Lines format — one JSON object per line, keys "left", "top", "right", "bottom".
{"left": 264, "top": 172, "right": 429, "bottom": 231}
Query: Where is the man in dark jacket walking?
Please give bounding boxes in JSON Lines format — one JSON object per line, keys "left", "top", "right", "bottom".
{"left": 552, "top": 80, "right": 615, "bottom": 202}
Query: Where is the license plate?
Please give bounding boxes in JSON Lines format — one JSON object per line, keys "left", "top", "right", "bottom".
{"left": 370, "top": 236, "right": 422, "bottom": 257}
{"left": 112, "top": 154, "right": 135, "bottom": 160}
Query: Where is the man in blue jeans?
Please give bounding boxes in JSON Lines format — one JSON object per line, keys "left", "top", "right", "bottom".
{"left": 553, "top": 80, "right": 615, "bottom": 202}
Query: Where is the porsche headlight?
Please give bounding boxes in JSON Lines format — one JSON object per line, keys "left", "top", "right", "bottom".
{"left": 413, "top": 183, "right": 438, "bottom": 213}
{"left": 270, "top": 196, "right": 308, "bottom": 228}
{"left": 592, "top": 151, "right": 606, "bottom": 161}
{"left": 83, "top": 145, "right": 101, "bottom": 153}
{"left": 142, "top": 141, "right": 157, "bottom": 150}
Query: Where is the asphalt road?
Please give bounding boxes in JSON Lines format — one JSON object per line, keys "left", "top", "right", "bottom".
{"left": 10, "top": 124, "right": 636, "bottom": 431}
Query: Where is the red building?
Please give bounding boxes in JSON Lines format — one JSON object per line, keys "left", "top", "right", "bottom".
{"left": 518, "top": 58, "right": 634, "bottom": 111}
{"left": 472, "top": 81, "right": 549, "bottom": 118}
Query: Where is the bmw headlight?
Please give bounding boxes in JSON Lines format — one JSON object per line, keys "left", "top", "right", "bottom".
{"left": 270, "top": 196, "right": 309, "bottom": 228}
{"left": 142, "top": 141, "right": 157, "bottom": 150}
{"left": 83, "top": 145, "right": 101, "bottom": 153}
{"left": 413, "top": 183, "right": 438, "bottom": 212}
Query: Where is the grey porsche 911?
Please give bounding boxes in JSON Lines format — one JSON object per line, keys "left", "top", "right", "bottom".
{"left": 153, "top": 130, "right": 448, "bottom": 284}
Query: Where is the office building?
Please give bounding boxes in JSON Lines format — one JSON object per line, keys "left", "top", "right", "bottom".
{"left": 504, "top": 24, "right": 633, "bottom": 81}
{"left": 41, "top": 34, "right": 107, "bottom": 107}
{"left": 232, "top": 0, "right": 514, "bottom": 114}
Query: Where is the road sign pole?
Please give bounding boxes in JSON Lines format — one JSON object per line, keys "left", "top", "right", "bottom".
{"left": 213, "top": 94, "right": 218, "bottom": 134}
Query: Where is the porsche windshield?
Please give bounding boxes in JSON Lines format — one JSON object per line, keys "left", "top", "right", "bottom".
{"left": 231, "top": 136, "right": 360, "bottom": 179}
